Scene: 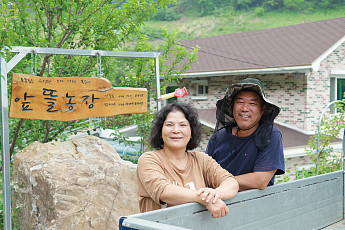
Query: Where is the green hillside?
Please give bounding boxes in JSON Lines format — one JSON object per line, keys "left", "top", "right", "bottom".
{"left": 142, "top": 1, "right": 345, "bottom": 42}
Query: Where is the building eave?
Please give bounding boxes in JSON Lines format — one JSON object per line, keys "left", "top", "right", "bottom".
{"left": 312, "top": 35, "right": 345, "bottom": 71}
{"left": 182, "top": 65, "right": 312, "bottom": 78}
{"left": 200, "top": 119, "right": 215, "bottom": 129}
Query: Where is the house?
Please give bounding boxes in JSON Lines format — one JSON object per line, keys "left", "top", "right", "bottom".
{"left": 167, "top": 17, "right": 345, "bottom": 179}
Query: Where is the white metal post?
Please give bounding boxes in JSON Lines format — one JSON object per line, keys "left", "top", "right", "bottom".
{"left": 155, "top": 56, "right": 161, "bottom": 111}
{"left": 1, "top": 53, "right": 12, "bottom": 230}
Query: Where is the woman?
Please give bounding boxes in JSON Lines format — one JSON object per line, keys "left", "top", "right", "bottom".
{"left": 137, "top": 102, "right": 239, "bottom": 218}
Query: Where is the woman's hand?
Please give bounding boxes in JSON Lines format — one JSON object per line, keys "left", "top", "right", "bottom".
{"left": 196, "top": 188, "right": 222, "bottom": 204}
{"left": 206, "top": 199, "right": 229, "bottom": 218}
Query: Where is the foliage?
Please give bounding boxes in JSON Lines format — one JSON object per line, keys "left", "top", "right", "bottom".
{"left": 2, "top": 0, "right": 198, "bottom": 227}
{"left": 294, "top": 161, "right": 341, "bottom": 180}
{"left": 298, "top": 101, "right": 345, "bottom": 179}
{"left": 275, "top": 173, "right": 291, "bottom": 184}
{"left": 0, "top": 2, "right": 16, "bottom": 49}
{"left": 275, "top": 160, "right": 290, "bottom": 184}
{"left": 143, "top": 2, "right": 345, "bottom": 42}
{"left": 0, "top": 170, "right": 22, "bottom": 229}
{"left": 283, "top": 0, "right": 310, "bottom": 11}
{"left": 175, "top": 0, "right": 234, "bottom": 16}
{"left": 230, "top": 0, "right": 344, "bottom": 11}
{"left": 254, "top": 7, "right": 265, "bottom": 16}
{"left": 276, "top": 101, "right": 344, "bottom": 183}
{"left": 120, "top": 154, "right": 139, "bottom": 164}
{"left": 0, "top": 172, "right": 2, "bottom": 230}
{"left": 1, "top": 0, "right": 200, "bottom": 160}
{"left": 146, "top": 0, "right": 345, "bottom": 19}
{"left": 151, "top": 8, "right": 182, "bottom": 21}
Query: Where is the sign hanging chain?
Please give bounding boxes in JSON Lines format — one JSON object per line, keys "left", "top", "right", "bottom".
{"left": 31, "top": 51, "right": 37, "bottom": 75}
{"left": 97, "top": 53, "right": 102, "bottom": 78}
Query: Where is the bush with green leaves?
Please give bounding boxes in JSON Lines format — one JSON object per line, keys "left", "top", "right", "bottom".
{"left": 152, "top": 8, "right": 181, "bottom": 21}
{"left": 298, "top": 101, "right": 345, "bottom": 179}
{"left": 159, "top": 0, "right": 345, "bottom": 14}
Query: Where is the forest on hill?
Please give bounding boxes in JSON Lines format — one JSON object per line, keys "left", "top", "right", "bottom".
{"left": 154, "top": 0, "right": 344, "bottom": 17}
{"left": 143, "top": 0, "right": 345, "bottom": 42}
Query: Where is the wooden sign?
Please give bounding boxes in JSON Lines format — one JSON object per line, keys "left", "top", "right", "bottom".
{"left": 10, "top": 73, "right": 148, "bottom": 121}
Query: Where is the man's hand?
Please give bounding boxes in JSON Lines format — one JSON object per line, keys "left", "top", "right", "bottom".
{"left": 205, "top": 199, "right": 229, "bottom": 218}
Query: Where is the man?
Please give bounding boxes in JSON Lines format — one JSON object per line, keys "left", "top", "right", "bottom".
{"left": 206, "top": 78, "right": 285, "bottom": 191}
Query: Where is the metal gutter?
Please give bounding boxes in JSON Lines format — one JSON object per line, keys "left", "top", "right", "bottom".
{"left": 181, "top": 65, "right": 312, "bottom": 78}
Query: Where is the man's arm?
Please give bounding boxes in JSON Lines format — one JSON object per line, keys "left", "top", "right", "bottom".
{"left": 235, "top": 169, "right": 277, "bottom": 191}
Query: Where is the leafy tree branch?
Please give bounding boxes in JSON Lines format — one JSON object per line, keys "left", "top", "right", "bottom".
{"left": 3, "top": 0, "right": 198, "bottom": 167}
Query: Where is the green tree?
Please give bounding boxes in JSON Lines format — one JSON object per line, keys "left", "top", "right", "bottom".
{"left": 262, "top": 0, "right": 284, "bottom": 10}
{"left": 2, "top": 0, "right": 198, "bottom": 158}
{"left": 97, "top": 29, "right": 198, "bottom": 153}
{"left": 283, "top": 0, "right": 307, "bottom": 11}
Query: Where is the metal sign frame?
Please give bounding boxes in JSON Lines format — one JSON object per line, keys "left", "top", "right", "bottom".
{"left": 1, "top": 46, "right": 161, "bottom": 229}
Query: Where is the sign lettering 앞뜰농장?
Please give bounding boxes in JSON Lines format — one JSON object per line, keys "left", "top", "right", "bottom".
{"left": 10, "top": 73, "right": 148, "bottom": 121}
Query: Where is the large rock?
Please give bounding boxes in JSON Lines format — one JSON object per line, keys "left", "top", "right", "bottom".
{"left": 13, "top": 135, "right": 139, "bottom": 230}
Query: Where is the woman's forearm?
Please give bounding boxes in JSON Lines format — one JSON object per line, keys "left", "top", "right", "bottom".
{"left": 160, "top": 184, "right": 208, "bottom": 206}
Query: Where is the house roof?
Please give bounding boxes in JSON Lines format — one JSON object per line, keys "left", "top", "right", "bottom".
{"left": 180, "top": 17, "right": 345, "bottom": 74}
{"left": 197, "top": 108, "right": 341, "bottom": 149}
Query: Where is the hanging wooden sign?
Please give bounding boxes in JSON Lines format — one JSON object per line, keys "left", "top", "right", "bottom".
{"left": 10, "top": 73, "right": 148, "bottom": 121}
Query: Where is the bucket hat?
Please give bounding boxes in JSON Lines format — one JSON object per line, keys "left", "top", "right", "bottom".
{"left": 215, "top": 78, "right": 281, "bottom": 150}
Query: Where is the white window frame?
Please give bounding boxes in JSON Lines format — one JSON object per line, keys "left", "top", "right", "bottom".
{"left": 330, "top": 70, "right": 345, "bottom": 114}
{"left": 191, "top": 80, "right": 208, "bottom": 100}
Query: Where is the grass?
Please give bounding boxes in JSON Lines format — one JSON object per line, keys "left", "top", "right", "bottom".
{"left": 142, "top": 5, "right": 345, "bottom": 42}
{"left": 0, "top": 170, "right": 3, "bottom": 229}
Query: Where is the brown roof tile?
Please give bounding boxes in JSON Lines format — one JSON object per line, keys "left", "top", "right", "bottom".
{"left": 181, "top": 17, "right": 345, "bottom": 73}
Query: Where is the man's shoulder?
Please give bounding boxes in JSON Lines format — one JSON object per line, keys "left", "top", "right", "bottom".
{"left": 271, "top": 125, "right": 282, "bottom": 135}
{"left": 265, "top": 125, "right": 283, "bottom": 149}
{"left": 210, "top": 125, "right": 232, "bottom": 140}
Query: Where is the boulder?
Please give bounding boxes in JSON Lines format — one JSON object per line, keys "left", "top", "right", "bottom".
{"left": 12, "top": 135, "right": 139, "bottom": 230}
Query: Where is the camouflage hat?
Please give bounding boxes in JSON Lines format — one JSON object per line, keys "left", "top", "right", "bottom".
{"left": 214, "top": 78, "right": 281, "bottom": 150}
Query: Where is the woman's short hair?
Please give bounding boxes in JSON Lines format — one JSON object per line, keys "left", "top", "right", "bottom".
{"left": 150, "top": 102, "right": 202, "bottom": 150}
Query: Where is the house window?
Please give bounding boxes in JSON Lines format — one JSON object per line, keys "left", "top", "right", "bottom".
{"left": 330, "top": 73, "right": 345, "bottom": 113}
{"left": 191, "top": 80, "right": 208, "bottom": 100}
{"left": 197, "top": 84, "right": 208, "bottom": 95}
{"left": 336, "top": 78, "right": 345, "bottom": 101}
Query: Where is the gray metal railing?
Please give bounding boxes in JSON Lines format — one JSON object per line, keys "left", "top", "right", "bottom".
{"left": 120, "top": 171, "right": 344, "bottom": 230}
